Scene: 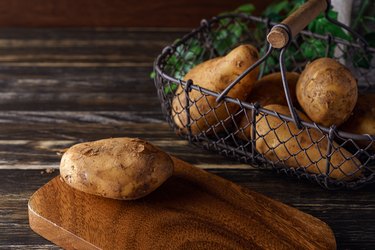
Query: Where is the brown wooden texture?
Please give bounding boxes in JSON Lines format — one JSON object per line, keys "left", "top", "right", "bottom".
{"left": 0, "top": 0, "right": 272, "bottom": 28}
{"left": 267, "top": 0, "right": 327, "bottom": 48}
{"left": 0, "top": 28, "right": 373, "bottom": 249}
{"left": 29, "top": 157, "right": 336, "bottom": 250}
{"left": 282, "top": 0, "right": 327, "bottom": 36}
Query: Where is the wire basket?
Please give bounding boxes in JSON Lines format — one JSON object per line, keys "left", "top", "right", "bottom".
{"left": 154, "top": 1, "right": 375, "bottom": 189}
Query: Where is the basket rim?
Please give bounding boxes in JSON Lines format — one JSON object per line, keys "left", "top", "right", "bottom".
{"left": 163, "top": 13, "right": 375, "bottom": 54}
{"left": 154, "top": 13, "right": 375, "bottom": 142}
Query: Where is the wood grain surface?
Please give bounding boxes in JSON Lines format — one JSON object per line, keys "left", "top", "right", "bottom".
{"left": 29, "top": 157, "right": 336, "bottom": 250}
{"left": 0, "top": 0, "right": 272, "bottom": 28}
{"left": 0, "top": 28, "right": 373, "bottom": 249}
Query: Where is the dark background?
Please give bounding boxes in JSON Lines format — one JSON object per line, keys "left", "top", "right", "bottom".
{"left": 0, "top": 0, "right": 273, "bottom": 27}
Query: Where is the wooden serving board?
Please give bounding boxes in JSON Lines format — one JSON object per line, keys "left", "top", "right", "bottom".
{"left": 29, "top": 157, "right": 336, "bottom": 249}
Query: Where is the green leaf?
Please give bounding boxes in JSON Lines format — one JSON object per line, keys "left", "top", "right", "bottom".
{"left": 307, "top": 11, "right": 351, "bottom": 41}
{"left": 150, "top": 71, "right": 156, "bottom": 79}
{"left": 167, "top": 55, "right": 178, "bottom": 66}
{"left": 183, "top": 51, "right": 196, "bottom": 61}
{"left": 214, "top": 39, "right": 231, "bottom": 55}
{"left": 231, "top": 25, "right": 243, "bottom": 38}
{"left": 235, "top": 4, "right": 255, "bottom": 14}
{"left": 218, "top": 17, "right": 230, "bottom": 26}
{"left": 222, "top": 22, "right": 247, "bottom": 46}
{"left": 263, "top": 1, "right": 290, "bottom": 17}
{"left": 190, "top": 44, "right": 203, "bottom": 54}
{"left": 299, "top": 39, "right": 327, "bottom": 60}
{"left": 327, "top": 9, "right": 338, "bottom": 20}
{"left": 163, "top": 83, "right": 178, "bottom": 95}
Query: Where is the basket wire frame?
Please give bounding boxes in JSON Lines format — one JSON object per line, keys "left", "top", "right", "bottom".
{"left": 154, "top": 12, "right": 375, "bottom": 189}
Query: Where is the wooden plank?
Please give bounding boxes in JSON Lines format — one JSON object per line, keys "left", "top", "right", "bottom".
{"left": 0, "top": 170, "right": 60, "bottom": 248}
{"left": 0, "top": 111, "right": 249, "bottom": 169}
{"left": 0, "top": 92, "right": 161, "bottom": 111}
{"left": 0, "top": 28, "right": 185, "bottom": 69}
{"left": 0, "top": 68, "right": 157, "bottom": 97}
{"left": 1, "top": 169, "right": 374, "bottom": 248}
{"left": 0, "top": 28, "right": 181, "bottom": 111}
{"left": 0, "top": 0, "right": 272, "bottom": 28}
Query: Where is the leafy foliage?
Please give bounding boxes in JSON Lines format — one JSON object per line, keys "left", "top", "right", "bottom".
{"left": 154, "top": 0, "right": 374, "bottom": 93}
{"left": 158, "top": 4, "right": 255, "bottom": 94}
{"left": 259, "top": 0, "right": 357, "bottom": 73}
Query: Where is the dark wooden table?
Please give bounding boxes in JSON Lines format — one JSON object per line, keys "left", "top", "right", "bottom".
{"left": 0, "top": 28, "right": 374, "bottom": 249}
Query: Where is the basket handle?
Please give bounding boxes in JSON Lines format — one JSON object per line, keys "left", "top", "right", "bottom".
{"left": 267, "top": 0, "right": 328, "bottom": 49}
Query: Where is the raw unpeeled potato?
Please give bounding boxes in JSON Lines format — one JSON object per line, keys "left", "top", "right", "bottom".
{"left": 296, "top": 58, "right": 358, "bottom": 127}
{"left": 172, "top": 44, "right": 259, "bottom": 135}
{"left": 237, "top": 72, "right": 300, "bottom": 141}
{"left": 60, "top": 137, "right": 174, "bottom": 200}
{"left": 256, "top": 105, "right": 361, "bottom": 180}
{"left": 246, "top": 71, "right": 300, "bottom": 107}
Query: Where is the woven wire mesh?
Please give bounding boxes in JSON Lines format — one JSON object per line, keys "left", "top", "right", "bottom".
{"left": 154, "top": 14, "right": 375, "bottom": 189}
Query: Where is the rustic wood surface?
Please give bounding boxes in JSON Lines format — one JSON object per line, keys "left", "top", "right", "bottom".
{"left": 29, "top": 157, "right": 336, "bottom": 249}
{"left": 0, "top": 0, "right": 272, "bottom": 28}
{"left": 0, "top": 28, "right": 374, "bottom": 249}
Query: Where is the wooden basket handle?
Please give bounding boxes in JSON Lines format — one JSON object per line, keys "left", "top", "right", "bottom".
{"left": 267, "top": 0, "right": 328, "bottom": 48}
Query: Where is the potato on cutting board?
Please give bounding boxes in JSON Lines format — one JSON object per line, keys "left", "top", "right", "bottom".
{"left": 60, "top": 137, "right": 174, "bottom": 200}
{"left": 237, "top": 71, "right": 299, "bottom": 140}
{"left": 172, "top": 44, "right": 259, "bottom": 135}
{"left": 30, "top": 139, "right": 337, "bottom": 250}
{"left": 296, "top": 57, "right": 358, "bottom": 127}
{"left": 256, "top": 104, "right": 361, "bottom": 180}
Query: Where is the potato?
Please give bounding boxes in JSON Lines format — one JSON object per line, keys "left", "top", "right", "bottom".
{"left": 60, "top": 138, "right": 174, "bottom": 200}
{"left": 256, "top": 104, "right": 361, "bottom": 180}
{"left": 247, "top": 72, "right": 300, "bottom": 107}
{"left": 237, "top": 72, "right": 300, "bottom": 140}
{"left": 172, "top": 44, "right": 259, "bottom": 135}
{"left": 296, "top": 57, "right": 358, "bottom": 127}
{"left": 342, "top": 93, "right": 375, "bottom": 149}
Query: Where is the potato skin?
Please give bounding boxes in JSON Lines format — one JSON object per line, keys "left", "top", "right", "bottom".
{"left": 237, "top": 72, "right": 300, "bottom": 140}
{"left": 342, "top": 93, "right": 375, "bottom": 148}
{"left": 60, "top": 138, "right": 174, "bottom": 200}
{"left": 172, "top": 44, "right": 259, "bottom": 135}
{"left": 247, "top": 72, "right": 300, "bottom": 107}
{"left": 296, "top": 58, "right": 358, "bottom": 127}
{"left": 256, "top": 104, "right": 361, "bottom": 180}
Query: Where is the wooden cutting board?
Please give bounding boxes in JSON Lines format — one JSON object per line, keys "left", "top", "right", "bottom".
{"left": 28, "top": 157, "right": 336, "bottom": 249}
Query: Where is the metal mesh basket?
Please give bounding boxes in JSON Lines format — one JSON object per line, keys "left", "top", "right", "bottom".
{"left": 154, "top": 5, "right": 375, "bottom": 189}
